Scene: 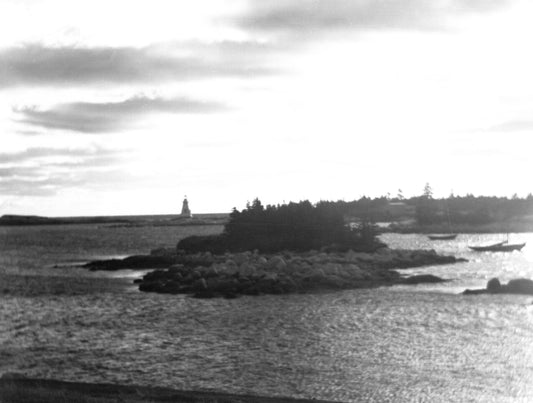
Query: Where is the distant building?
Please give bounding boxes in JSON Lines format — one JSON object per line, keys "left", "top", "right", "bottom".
{"left": 181, "top": 196, "right": 192, "bottom": 218}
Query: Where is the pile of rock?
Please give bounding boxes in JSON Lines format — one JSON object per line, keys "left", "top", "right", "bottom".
{"left": 135, "top": 248, "right": 459, "bottom": 298}
{"left": 463, "top": 277, "right": 533, "bottom": 295}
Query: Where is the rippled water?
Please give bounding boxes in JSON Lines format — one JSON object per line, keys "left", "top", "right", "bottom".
{"left": 1, "top": 226, "right": 533, "bottom": 402}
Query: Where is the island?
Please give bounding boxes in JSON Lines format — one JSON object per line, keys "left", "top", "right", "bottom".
{"left": 84, "top": 199, "right": 466, "bottom": 298}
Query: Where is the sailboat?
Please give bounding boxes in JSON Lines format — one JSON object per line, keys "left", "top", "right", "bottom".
{"left": 428, "top": 200, "right": 457, "bottom": 241}
{"left": 468, "top": 233, "right": 526, "bottom": 252}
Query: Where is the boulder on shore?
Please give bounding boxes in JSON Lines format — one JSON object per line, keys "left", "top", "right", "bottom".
{"left": 84, "top": 255, "right": 177, "bottom": 271}
{"left": 401, "top": 274, "right": 448, "bottom": 285}
{"left": 134, "top": 248, "right": 459, "bottom": 298}
{"left": 463, "top": 277, "right": 533, "bottom": 296}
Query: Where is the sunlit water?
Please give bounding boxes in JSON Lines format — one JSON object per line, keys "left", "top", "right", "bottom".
{"left": 1, "top": 226, "right": 533, "bottom": 402}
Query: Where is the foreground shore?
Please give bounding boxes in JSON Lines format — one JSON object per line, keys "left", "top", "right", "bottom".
{"left": 0, "top": 375, "right": 338, "bottom": 403}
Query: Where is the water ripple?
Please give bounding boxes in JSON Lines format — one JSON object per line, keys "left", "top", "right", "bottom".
{"left": 2, "top": 228, "right": 533, "bottom": 401}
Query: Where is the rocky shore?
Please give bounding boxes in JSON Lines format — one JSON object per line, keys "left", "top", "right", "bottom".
{"left": 463, "top": 277, "right": 533, "bottom": 295}
{"left": 86, "top": 247, "right": 465, "bottom": 298}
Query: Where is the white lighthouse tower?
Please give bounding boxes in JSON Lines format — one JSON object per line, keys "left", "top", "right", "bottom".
{"left": 180, "top": 196, "right": 192, "bottom": 218}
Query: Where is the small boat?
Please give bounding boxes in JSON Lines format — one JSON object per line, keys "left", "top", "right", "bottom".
{"left": 428, "top": 202, "right": 457, "bottom": 241}
{"left": 428, "top": 234, "right": 458, "bottom": 241}
{"left": 468, "top": 241, "right": 526, "bottom": 252}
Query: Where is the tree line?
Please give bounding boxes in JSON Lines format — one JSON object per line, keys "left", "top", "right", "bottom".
{"left": 317, "top": 184, "right": 533, "bottom": 225}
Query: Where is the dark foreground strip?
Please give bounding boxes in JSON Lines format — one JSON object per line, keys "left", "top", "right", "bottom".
{"left": 0, "top": 377, "right": 342, "bottom": 403}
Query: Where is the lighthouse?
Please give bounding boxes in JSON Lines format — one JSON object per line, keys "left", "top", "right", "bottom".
{"left": 180, "top": 196, "right": 192, "bottom": 218}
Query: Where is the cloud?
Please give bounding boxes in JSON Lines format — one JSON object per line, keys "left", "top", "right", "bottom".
{"left": 0, "top": 147, "right": 127, "bottom": 196}
{"left": 0, "top": 176, "right": 84, "bottom": 196}
{"left": 13, "top": 95, "right": 226, "bottom": 133}
{"left": 0, "top": 166, "right": 37, "bottom": 178}
{"left": 0, "top": 41, "right": 277, "bottom": 89}
{"left": 0, "top": 168, "right": 139, "bottom": 196}
{"left": 0, "top": 146, "right": 118, "bottom": 163}
{"left": 235, "top": 0, "right": 510, "bottom": 35}
{"left": 484, "top": 119, "right": 533, "bottom": 133}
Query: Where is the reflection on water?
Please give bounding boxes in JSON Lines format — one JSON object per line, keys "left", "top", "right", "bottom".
{"left": 1, "top": 226, "right": 533, "bottom": 402}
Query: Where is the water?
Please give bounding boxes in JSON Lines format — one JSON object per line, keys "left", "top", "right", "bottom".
{"left": 1, "top": 226, "right": 533, "bottom": 402}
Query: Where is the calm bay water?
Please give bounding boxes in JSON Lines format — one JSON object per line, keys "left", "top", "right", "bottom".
{"left": 1, "top": 225, "right": 533, "bottom": 402}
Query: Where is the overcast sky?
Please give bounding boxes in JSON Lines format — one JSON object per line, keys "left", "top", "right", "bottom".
{"left": 2, "top": 0, "right": 533, "bottom": 216}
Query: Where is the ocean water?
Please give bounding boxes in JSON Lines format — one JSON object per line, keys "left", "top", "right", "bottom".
{"left": 1, "top": 225, "right": 533, "bottom": 402}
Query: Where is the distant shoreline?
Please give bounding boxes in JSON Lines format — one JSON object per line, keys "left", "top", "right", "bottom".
{"left": 0, "top": 213, "right": 230, "bottom": 227}
{"left": 383, "top": 221, "right": 533, "bottom": 234}
{"left": 2, "top": 213, "right": 532, "bottom": 233}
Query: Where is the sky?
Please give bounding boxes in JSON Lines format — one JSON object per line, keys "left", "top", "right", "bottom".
{"left": 2, "top": 0, "right": 533, "bottom": 216}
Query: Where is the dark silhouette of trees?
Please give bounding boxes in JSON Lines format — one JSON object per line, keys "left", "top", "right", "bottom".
{"left": 177, "top": 190, "right": 533, "bottom": 254}
{"left": 300, "top": 190, "right": 533, "bottom": 227}
{"left": 178, "top": 198, "right": 381, "bottom": 254}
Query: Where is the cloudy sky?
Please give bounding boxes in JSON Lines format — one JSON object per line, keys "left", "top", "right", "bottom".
{"left": 2, "top": 0, "right": 533, "bottom": 216}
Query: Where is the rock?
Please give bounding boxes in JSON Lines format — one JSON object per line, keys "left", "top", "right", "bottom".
{"left": 323, "top": 263, "right": 340, "bottom": 276}
{"left": 207, "top": 278, "right": 238, "bottom": 293}
{"left": 279, "top": 276, "right": 300, "bottom": 292}
{"left": 309, "top": 268, "right": 326, "bottom": 281}
{"left": 233, "top": 253, "right": 249, "bottom": 266}
{"left": 371, "top": 269, "right": 394, "bottom": 280}
{"left": 168, "top": 264, "right": 186, "bottom": 276}
{"left": 255, "top": 278, "right": 280, "bottom": 294}
{"left": 486, "top": 277, "right": 501, "bottom": 293}
{"left": 505, "top": 278, "right": 533, "bottom": 295}
{"left": 238, "top": 262, "right": 256, "bottom": 277}
{"left": 225, "top": 259, "right": 238, "bottom": 270}
{"left": 308, "top": 253, "right": 328, "bottom": 263}
{"left": 223, "top": 265, "right": 239, "bottom": 277}
{"left": 143, "top": 269, "right": 169, "bottom": 281}
{"left": 205, "top": 266, "right": 219, "bottom": 278}
{"left": 263, "top": 272, "right": 278, "bottom": 282}
{"left": 191, "top": 278, "right": 208, "bottom": 291}
{"left": 139, "top": 281, "right": 164, "bottom": 292}
{"left": 402, "top": 274, "right": 448, "bottom": 285}
{"left": 463, "top": 277, "right": 533, "bottom": 296}
{"left": 339, "top": 264, "right": 365, "bottom": 280}
{"left": 241, "top": 286, "right": 261, "bottom": 295}
{"left": 463, "top": 288, "right": 488, "bottom": 295}
{"left": 375, "top": 247, "right": 393, "bottom": 256}
{"left": 321, "top": 275, "right": 349, "bottom": 288}
{"left": 134, "top": 247, "right": 467, "bottom": 298}
{"left": 162, "top": 280, "right": 182, "bottom": 293}
{"left": 85, "top": 255, "right": 176, "bottom": 271}
{"left": 192, "top": 290, "right": 218, "bottom": 299}
{"left": 268, "top": 256, "right": 287, "bottom": 270}
{"left": 289, "top": 260, "right": 310, "bottom": 274}
{"left": 150, "top": 247, "right": 176, "bottom": 257}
